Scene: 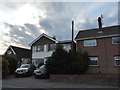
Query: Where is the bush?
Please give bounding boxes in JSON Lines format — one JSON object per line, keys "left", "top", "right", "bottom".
{"left": 2, "top": 59, "right": 9, "bottom": 78}
{"left": 68, "top": 51, "right": 89, "bottom": 74}
{"left": 4, "top": 56, "right": 18, "bottom": 74}
{"left": 46, "top": 44, "right": 89, "bottom": 75}
{"left": 46, "top": 44, "right": 68, "bottom": 74}
{"left": 38, "top": 62, "right": 44, "bottom": 68}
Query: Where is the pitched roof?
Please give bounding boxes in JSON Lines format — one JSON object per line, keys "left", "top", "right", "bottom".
{"left": 4, "top": 45, "right": 31, "bottom": 58}
{"left": 11, "top": 45, "right": 31, "bottom": 55}
{"left": 29, "top": 33, "right": 58, "bottom": 46}
{"left": 75, "top": 25, "right": 120, "bottom": 40}
{"left": 59, "top": 40, "right": 76, "bottom": 44}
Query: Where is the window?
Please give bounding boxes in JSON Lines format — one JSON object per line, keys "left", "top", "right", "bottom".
{"left": 7, "top": 50, "right": 12, "bottom": 54}
{"left": 63, "top": 44, "right": 71, "bottom": 52}
{"left": 36, "top": 45, "right": 44, "bottom": 52}
{"left": 33, "top": 59, "right": 44, "bottom": 67}
{"left": 48, "top": 44, "right": 56, "bottom": 51}
{"left": 32, "top": 46, "right": 36, "bottom": 52}
{"left": 89, "top": 57, "right": 99, "bottom": 66}
{"left": 112, "top": 36, "right": 120, "bottom": 44}
{"left": 84, "top": 39, "right": 97, "bottom": 47}
{"left": 21, "top": 58, "right": 30, "bottom": 64}
{"left": 114, "top": 56, "right": 120, "bottom": 66}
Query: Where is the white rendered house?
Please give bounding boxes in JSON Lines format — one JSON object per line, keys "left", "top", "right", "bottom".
{"left": 29, "top": 33, "right": 75, "bottom": 67}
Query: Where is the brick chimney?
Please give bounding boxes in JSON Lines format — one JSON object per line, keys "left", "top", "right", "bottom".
{"left": 98, "top": 17, "right": 103, "bottom": 33}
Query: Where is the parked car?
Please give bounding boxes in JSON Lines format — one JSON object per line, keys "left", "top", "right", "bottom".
{"left": 15, "top": 64, "right": 33, "bottom": 77}
{"left": 34, "top": 65, "right": 49, "bottom": 79}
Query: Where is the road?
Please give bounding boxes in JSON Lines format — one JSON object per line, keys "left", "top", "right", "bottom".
{"left": 2, "top": 75, "right": 119, "bottom": 90}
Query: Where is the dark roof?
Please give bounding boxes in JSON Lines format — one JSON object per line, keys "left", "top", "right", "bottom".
{"left": 59, "top": 40, "right": 75, "bottom": 44}
{"left": 10, "top": 45, "right": 31, "bottom": 58}
{"left": 75, "top": 25, "right": 120, "bottom": 40}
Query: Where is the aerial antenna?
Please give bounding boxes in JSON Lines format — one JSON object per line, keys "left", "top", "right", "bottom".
{"left": 101, "top": 14, "right": 103, "bottom": 26}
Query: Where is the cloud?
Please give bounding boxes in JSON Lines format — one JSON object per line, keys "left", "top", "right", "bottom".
{"left": 0, "top": 2, "right": 118, "bottom": 54}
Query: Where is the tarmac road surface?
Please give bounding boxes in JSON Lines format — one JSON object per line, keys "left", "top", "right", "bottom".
{"left": 2, "top": 75, "right": 119, "bottom": 90}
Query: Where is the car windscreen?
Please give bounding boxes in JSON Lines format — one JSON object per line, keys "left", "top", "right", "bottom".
{"left": 20, "top": 65, "right": 30, "bottom": 68}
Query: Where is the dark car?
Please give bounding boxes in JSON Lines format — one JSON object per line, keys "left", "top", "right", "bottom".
{"left": 34, "top": 65, "right": 49, "bottom": 79}
{"left": 15, "top": 64, "right": 33, "bottom": 77}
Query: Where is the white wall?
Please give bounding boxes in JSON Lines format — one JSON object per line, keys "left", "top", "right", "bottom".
{"left": 32, "top": 51, "right": 53, "bottom": 59}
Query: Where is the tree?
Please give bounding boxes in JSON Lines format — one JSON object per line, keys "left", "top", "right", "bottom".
{"left": 2, "top": 58, "right": 9, "bottom": 78}
{"left": 46, "top": 44, "right": 89, "bottom": 75}
{"left": 46, "top": 44, "right": 68, "bottom": 74}
{"left": 4, "top": 56, "right": 18, "bottom": 74}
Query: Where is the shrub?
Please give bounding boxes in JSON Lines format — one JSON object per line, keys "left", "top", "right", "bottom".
{"left": 2, "top": 59, "right": 9, "bottom": 78}
{"left": 46, "top": 44, "right": 89, "bottom": 75}
{"left": 46, "top": 44, "right": 68, "bottom": 74}
{"left": 38, "top": 62, "right": 44, "bottom": 68}
{"left": 4, "top": 56, "right": 18, "bottom": 74}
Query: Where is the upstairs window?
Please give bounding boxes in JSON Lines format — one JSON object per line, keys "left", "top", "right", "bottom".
{"left": 48, "top": 44, "right": 56, "bottom": 51}
{"left": 84, "top": 39, "right": 97, "bottom": 47}
{"left": 114, "top": 56, "right": 120, "bottom": 66}
{"left": 89, "top": 57, "right": 99, "bottom": 66}
{"left": 7, "top": 50, "right": 12, "bottom": 54}
{"left": 112, "top": 36, "right": 120, "bottom": 44}
{"left": 36, "top": 45, "right": 44, "bottom": 52}
{"left": 63, "top": 44, "right": 71, "bottom": 52}
{"left": 32, "top": 46, "right": 36, "bottom": 52}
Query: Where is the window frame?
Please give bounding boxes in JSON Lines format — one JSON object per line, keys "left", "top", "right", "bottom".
{"left": 48, "top": 44, "right": 56, "bottom": 51}
{"left": 36, "top": 45, "right": 44, "bottom": 52}
{"left": 84, "top": 39, "right": 97, "bottom": 47}
{"left": 89, "top": 56, "right": 99, "bottom": 66}
{"left": 112, "top": 36, "right": 120, "bottom": 44}
{"left": 21, "top": 58, "right": 30, "bottom": 64}
{"left": 7, "top": 50, "right": 12, "bottom": 54}
{"left": 114, "top": 56, "right": 120, "bottom": 66}
{"left": 62, "top": 44, "right": 71, "bottom": 52}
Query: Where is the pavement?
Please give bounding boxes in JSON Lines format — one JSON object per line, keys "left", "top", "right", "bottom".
{"left": 1, "top": 75, "right": 120, "bottom": 90}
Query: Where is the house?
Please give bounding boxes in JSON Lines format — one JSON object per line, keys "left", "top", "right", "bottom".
{"left": 75, "top": 20, "right": 120, "bottom": 74}
{"left": 4, "top": 45, "right": 31, "bottom": 65}
{"left": 59, "top": 40, "right": 76, "bottom": 52}
{"left": 29, "top": 33, "right": 76, "bottom": 67}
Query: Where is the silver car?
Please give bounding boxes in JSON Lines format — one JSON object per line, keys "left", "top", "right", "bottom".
{"left": 15, "top": 64, "right": 33, "bottom": 77}
{"left": 34, "top": 65, "right": 49, "bottom": 79}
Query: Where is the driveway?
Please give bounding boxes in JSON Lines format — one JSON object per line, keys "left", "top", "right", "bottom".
{"left": 2, "top": 75, "right": 119, "bottom": 89}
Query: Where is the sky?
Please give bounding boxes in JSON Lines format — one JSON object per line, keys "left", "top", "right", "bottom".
{"left": 0, "top": 0, "right": 119, "bottom": 55}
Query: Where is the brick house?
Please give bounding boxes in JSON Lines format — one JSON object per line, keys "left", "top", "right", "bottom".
{"left": 75, "top": 25, "right": 120, "bottom": 74}
{"left": 4, "top": 45, "right": 31, "bottom": 65}
{"left": 29, "top": 33, "right": 76, "bottom": 67}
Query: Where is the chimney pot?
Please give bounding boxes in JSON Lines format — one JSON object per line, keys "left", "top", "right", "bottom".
{"left": 98, "top": 17, "right": 102, "bottom": 32}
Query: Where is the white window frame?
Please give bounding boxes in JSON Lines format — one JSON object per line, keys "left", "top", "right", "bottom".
{"left": 32, "top": 46, "right": 36, "bottom": 52}
{"left": 112, "top": 36, "right": 120, "bottom": 44}
{"left": 84, "top": 39, "right": 97, "bottom": 47}
{"left": 114, "top": 56, "right": 120, "bottom": 66}
{"left": 62, "top": 44, "right": 71, "bottom": 52}
{"left": 7, "top": 50, "right": 12, "bottom": 54}
{"left": 89, "top": 57, "right": 99, "bottom": 66}
{"left": 48, "top": 44, "right": 56, "bottom": 51}
{"left": 21, "top": 58, "right": 30, "bottom": 64}
{"left": 36, "top": 45, "right": 44, "bottom": 52}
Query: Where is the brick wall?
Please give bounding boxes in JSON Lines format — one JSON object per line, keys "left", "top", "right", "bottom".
{"left": 50, "top": 75, "right": 119, "bottom": 86}
{"left": 76, "top": 37, "right": 120, "bottom": 74}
